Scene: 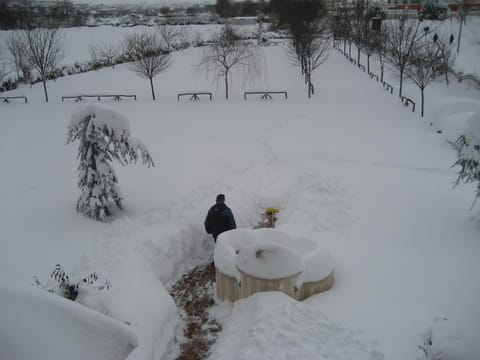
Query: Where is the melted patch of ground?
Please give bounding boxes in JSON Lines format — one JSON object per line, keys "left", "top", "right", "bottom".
{"left": 170, "top": 264, "right": 221, "bottom": 359}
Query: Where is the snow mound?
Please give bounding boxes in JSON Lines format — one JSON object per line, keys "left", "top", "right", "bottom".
{"left": 209, "top": 292, "right": 384, "bottom": 360}
{"left": 430, "top": 97, "right": 480, "bottom": 141}
{"left": 465, "top": 111, "right": 480, "bottom": 144}
{"left": 214, "top": 228, "right": 333, "bottom": 285}
{"left": 0, "top": 277, "right": 138, "bottom": 360}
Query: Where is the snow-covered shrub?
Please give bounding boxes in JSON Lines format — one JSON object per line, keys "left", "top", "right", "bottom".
{"left": 0, "top": 78, "right": 17, "bottom": 92}
{"left": 418, "top": 325, "right": 443, "bottom": 360}
{"left": 34, "top": 264, "right": 110, "bottom": 301}
{"left": 453, "top": 111, "right": 480, "bottom": 209}
{"left": 67, "top": 105, "right": 154, "bottom": 221}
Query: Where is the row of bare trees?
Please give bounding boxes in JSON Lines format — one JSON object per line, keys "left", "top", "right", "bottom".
{"left": 3, "top": 25, "right": 191, "bottom": 102}
{"left": 270, "top": 0, "right": 332, "bottom": 98}
{"left": 335, "top": 3, "right": 456, "bottom": 117}
{"left": 6, "top": 27, "right": 66, "bottom": 102}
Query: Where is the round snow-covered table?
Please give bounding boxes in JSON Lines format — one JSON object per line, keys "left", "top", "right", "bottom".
{"left": 236, "top": 244, "right": 303, "bottom": 299}
{"left": 214, "top": 228, "right": 334, "bottom": 302}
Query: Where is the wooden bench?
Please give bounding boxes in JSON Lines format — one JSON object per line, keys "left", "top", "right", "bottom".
{"left": 177, "top": 92, "right": 212, "bottom": 101}
{"left": 244, "top": 91, "right": 287, "bottom": 100}
{"left": 1, "top": 96, "right": 28, "bottom": 103}
{"left": 61, "top": 94, "right": 136, "bottom": 102}
{"left": 401, "top": 96, "right": 416, "bottom": 112}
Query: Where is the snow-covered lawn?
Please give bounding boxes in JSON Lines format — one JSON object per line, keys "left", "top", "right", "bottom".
{"left": 1, "top": 20, "right": 480, "bottom": 360}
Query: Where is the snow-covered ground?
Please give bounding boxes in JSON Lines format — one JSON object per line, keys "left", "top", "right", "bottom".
{"left": 1, "top": 18, "right": 480, "bottom": 360}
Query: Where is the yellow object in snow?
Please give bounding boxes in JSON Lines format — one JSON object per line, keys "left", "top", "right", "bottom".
{"left": 265, "top": 207, "right": 279, "bottom": 215}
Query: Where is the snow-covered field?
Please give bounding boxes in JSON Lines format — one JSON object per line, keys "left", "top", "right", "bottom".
{"left": 1, "top": 19, "right": 480, "bottom": 360}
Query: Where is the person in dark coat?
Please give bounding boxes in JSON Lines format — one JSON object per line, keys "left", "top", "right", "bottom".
{"left": 204, "top": 194, "right": 236, "bottom": 242}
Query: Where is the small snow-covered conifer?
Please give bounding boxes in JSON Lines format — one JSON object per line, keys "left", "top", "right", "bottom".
{"left": 67, "top": 105, "right": 154, "bottom": 221}
{"left": 453, "top": 111, "right": 480, "bottom": 209}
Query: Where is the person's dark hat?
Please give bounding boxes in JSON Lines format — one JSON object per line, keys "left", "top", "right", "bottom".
{"left": 216, "top": 194, "right": 225, "bottom": 202}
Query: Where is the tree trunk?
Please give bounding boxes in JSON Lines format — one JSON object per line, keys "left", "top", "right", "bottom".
{"left": 399, "top": 68, "right": 404, "bottom": 99}
{"left": 42, "top": 78, "right": 49, "bottom": 103}
{"left": 357, "top": 47, "right": 360, "bottom": 66}
{"left": 457, "top": 15, "right": 463, "bottom": 53}
{"left": 343, "top": 39, "right": 346, "bottom": 53}
{"left": 224, "top": 70, "right": 229, "bottom": 100}
{"left": 421, "top": 87, "right": 425, "bottom": 117}
{"left": 308, "top": 74, "right": 312, "bottom": 98}
{"left": 367, "top": 54, "right": 370, "bottom": 74}
{"left": 380, "top": 64, "right": 384, "bottom": 83}
{"left": 149, "top": 77, "right": 156, "bottom": 101}
{"left": 348, "top": 42, "right": 352, "bottom": 58}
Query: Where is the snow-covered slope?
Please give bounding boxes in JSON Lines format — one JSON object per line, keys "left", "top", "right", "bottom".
{"left": 1, "top": 22, "right": 480, "bottom": 360}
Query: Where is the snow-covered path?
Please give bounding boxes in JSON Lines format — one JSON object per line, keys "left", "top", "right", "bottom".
{"left": 1, "top": 38, "right": 480, "bottom": 360}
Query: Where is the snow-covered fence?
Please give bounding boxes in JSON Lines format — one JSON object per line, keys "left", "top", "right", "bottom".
{"left": 177, "top": 91, "right": 212, "bottom": 101}
{"left": 62, "top": 94, "right": 137, "bottom": 102}
{"left": 1, "top": 96, "right": 27, "bottom": 103}
{"left": 244, "top": 91, "right": 288, "bottom": 100}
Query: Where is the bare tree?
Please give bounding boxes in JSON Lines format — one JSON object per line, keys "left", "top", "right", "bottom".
{"left": 89, "top": 42, "right": 119, "bottom": 68}
{"left": 7, "top": 33, "right": 32, "bottom": 82}
{"left": 197, "top": 24, "right": 263, "bottom": 100}
{"left": 22, "top": 27, "right": 67, "bottom": 102}
{"left": 352, "top": 0, "right": 368, "bottom": 67}
{"left": 405, "top": 33, "right": 444, "bottom": 117}
{"left": 0, "top": 47, "right": 10, "bottom": 84}
{"left": 158, "top": 25, "right": 189, "bottom": 52}
{"left": 456, "top": 0, "right": 468, "bottom": 53}
{"left": 435, "top": 33, "right": 456, "bottom": 85}
{"left": 363, "top": 25, "right": 385, "bottom": 75}
{"left": 335, "top": 6, "right": 354, "bottom": 57}
{"left": 124, "top": 32, "right": 172, "bottom": 101}
{"left": 287, "top": 18, "right": 331, "bottom": 98}
{"left": 384, "top": 13, "right": 422, "bottom": 99}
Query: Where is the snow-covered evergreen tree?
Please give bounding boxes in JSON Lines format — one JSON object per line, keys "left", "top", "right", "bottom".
{"left": 453, "top": 111, "right": 480, "bottom": 209}
{"left": 67, "top": 105, "right": 154, "bottom": 221}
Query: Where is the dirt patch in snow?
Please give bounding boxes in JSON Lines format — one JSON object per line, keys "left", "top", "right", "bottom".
{"left": 170, "top": 264, "right": 221, "bottom": 359}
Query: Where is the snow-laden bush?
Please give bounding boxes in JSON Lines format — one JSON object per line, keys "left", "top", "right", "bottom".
{"left": 34, "top": 264, "right": 110, "bottom": 301}
{"left": 453, "top": 111, "right": 480, "bottom": 209}
{"left": 418, "top": 324, "right": 443, "bottom": 360}
{"left": 67, "top": 105, "right": 154, "bottom": 221}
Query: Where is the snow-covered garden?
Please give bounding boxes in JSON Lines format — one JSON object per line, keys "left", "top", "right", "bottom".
{"left": 1, "top": 18, "right": 480, "bottom": 360}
